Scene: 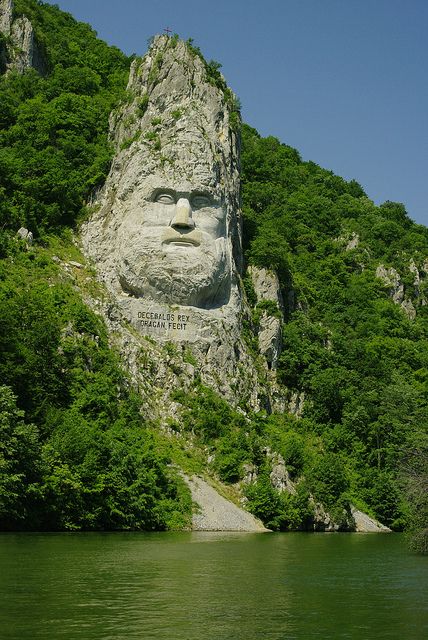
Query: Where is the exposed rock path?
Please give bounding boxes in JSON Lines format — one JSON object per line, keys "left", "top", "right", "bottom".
{"left": 185, "top": 476, "right": 268, "bottom": 532}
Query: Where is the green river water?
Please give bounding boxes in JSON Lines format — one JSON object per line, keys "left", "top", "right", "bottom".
{"left": 0, "top": 532, "right": 426, "bottom": 639}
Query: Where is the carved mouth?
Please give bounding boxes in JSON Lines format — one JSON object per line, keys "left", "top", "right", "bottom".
{"left": 162, "top": 229, "right": 202, "bottom": 247}
{"left": 167, "top": 240, "right": 198, "bottom": 247}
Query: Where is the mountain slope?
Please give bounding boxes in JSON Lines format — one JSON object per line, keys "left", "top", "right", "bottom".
{"left": 0, "top": 0, "right": 426, "bottom": 546}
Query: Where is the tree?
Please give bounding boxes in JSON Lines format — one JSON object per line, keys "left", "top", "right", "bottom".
{"left": 0, "top": 386, "right": 42, "bottom": 529}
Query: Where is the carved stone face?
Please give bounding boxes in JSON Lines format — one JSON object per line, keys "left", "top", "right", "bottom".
{"left": 115, "top": 181, "right": 232, "bottom": 308}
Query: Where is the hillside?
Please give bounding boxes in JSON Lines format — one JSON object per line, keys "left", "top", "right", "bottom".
{"left": 0, "top": 0, "right": 426, "bottom": 549}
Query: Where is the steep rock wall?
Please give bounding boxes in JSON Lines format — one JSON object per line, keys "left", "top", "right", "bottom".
{"left": 81, "top": 36, "right": 268, "bottom": 408}
{"left": 0, "top": 0, "right": 46, "bottom": 74}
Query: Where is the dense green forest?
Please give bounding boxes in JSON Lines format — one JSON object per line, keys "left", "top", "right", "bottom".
{"left": 0, "top": 1, "right": 426, "bottom": 548}
{"left": 240, "top": 126, "right": 428, "bottom": 541}
{"left": 0, "top": 0, "right": 191, "bottom": 531}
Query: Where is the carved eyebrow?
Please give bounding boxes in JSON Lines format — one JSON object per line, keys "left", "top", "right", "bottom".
{"left": 191, "top": 193, "right": 212, "bottom": 207}
{"left": 151, "top": 189, "right": 176, "bottom": 203}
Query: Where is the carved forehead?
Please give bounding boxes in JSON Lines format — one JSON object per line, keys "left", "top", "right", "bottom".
{"left": 116, "top": 167, "right": 225, "bottom": 202}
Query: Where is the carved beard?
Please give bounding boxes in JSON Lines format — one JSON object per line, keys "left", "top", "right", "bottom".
{"left": 118, "top": 236, "right": 231, "bottom": 308}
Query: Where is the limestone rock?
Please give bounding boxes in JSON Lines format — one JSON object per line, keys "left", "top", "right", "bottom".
{"left": 241, "top": 463, "right": 258, "bottom": 485}
{"left": 258, "top": 313, "right": 282, "bottom": 368}
{"left": 350, "top": 505, "right": 391, "bottom": 533}
{"left": 0, "top": 0, "right": 12, "bottom": 34}
{"left": 269, "top": 453, "right": 296, "bottom": 495}
{"left": 248, "top": 265, "right": 284, "bottom": 310}
{"left": 311, "top": 501, "right": 341, "bottom": 532}
{"left": 80, "top": 36, "right": 265, "bottom": 407}
{"left": 335, "top": 230, "right": 360, "bottom": 251}
{"left": 289, "top": 390, "right": 305, "bottom": 417}
{"left": 376, "top": 265, "right": 404, "bottom": 304}
{"left": 185, "top": 475, "right": 268, "bottom": 531}
{"left": 16, "top": 227, "right": 33, "bottom": 244}
{"left": 401, "top": 298, "right": 416, "bottom": 321}
{"left": 0, "top": 0, "right": 46, "bottom": 74}
{"left": 376, "top": 263, "right": 417, "bottom": 319}
{"left": 346, "top": 231, "right": 359, "bottom": 250}
{"left": 409, "top": 258, "right": 427, "bottom": 307}
{"left": 248, "top": 265, "right": 283, "bottom": 368}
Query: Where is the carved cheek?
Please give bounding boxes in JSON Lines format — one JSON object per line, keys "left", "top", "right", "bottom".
{"left": 195, "top": 211, "right": 226, "bottom": 239}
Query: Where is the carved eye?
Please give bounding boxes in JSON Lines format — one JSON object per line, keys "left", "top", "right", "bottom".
{"left": 192, "top": 195, "right": 211, "bottom": 208}
{"left": 155, "top": 193, "right": 175, "bottom": 204}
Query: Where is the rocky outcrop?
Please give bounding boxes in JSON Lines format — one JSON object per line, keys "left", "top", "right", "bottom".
{"left": 311, "top": 501, "right": 344, "bottom": 532}
{"left": 0, "top": 0, "right": 46, "bottom": 74}
{"left": 288, "top": 390, "right": 305, "bottom": 417}
{"left": 269, "top": 452, "right": 296, "bottom": 495}
{"left": 0, "top": 0, "right": 12, "bottom": 34}
{"left": 375, "top": 262, "right": 427, "bottom": 320}
{"left": 248, "top": 266, "right": 283, "bottom": 369}
{"left": 350, "top": 506, "right": 391, "bottom": 533}
{"left": 81, "top": 36, "right": 267, "bottom": 408}
{"left": 376, "top": 265, "right": 404, "bottom": 305}
{"left": 16, "top": 227, "right": 33, "bottom": 244}
{"left": 346, "top": 231, "right": 359, "bottom": 250}
{"left": 185, "top": 475, "right": 267, "bottom": 531}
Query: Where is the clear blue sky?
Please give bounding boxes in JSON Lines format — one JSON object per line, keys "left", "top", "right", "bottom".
{"left": 45, "top": 0, "right": 428, "bottom": 227}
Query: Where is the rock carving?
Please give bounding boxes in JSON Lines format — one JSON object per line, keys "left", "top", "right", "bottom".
{"left": 82, "top": 36, "right": 243, "bottom": 356}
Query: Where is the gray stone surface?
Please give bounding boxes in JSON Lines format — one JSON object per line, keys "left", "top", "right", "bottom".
{"left": 269, "top": 452, "right": 296, "bottom": 495}
{"left": 81, "top": 35, "right": 264, "bottom": 406}
{"left": 0, "top": 0, "right": 12, "bottom": 34}
{"left": 0, "top": 0, "right": 45, "bottom": 74}
{"left": 248, "top": 265, "right": 284, "bottom": 310}
{"left": 82, "top": 35, "right": 241, "bottom": 312}
{"left": 376, "top": 265, "right": 404, "bottom": 304}
{"left": 258, "top": 314, "right": 282, "bottom": 368}
{"left": 16, "top": 227, "right": 33, "bottom": 244}
{"left": 248, "top": 265, "right": 283, "bottom": 369}
{"left": 350, "top": 505, "right": 391, "bottom": 532}
{"left": 185, "top": 475, "right": 267, "bottom": 531}
{"left": 346, "top": 231, "right": 359, "bottom": 250}
{"left": 289, "top": 390, "right": 305, "bottom": 416}
{"left": 376, "top": 263, "right": 419, "bottom": 320}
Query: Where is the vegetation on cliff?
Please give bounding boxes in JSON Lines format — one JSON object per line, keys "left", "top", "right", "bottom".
{"left": 0, "top": 1, "right": 426, "bottom": 546}
{"left": 240, "top": 125, "right": 428, "bottom": 537}
{"left": 0, "top": 1, "right": 191, "bottom": 531}
{"left": 0, "top": 0, "right": 130, "bottom": 241}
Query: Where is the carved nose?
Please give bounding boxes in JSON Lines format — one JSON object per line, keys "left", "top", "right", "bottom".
{"left": 171, "top": 198, "right": 195, "bottom": 229}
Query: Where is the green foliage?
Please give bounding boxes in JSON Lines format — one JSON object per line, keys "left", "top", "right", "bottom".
{"left": 172, "top": 383, "right": 243, "bottom": 443}
{"left": 400, "top": 430, "right": 428, "bottom": 553}
{"left": 0, "top": 240, "right": 191, "bottom": 531}
{"left": 245, "top": 475, "right": 312, "bottom": 531}
{"left": 1, "top": 5, "right": 427, "bottom": 538}
{"left": 241, "top": 123, "right": 428, "bottom": 533}
{"left": 138, "top": 93, "right": 149, "bottom": 117}
{"left": 0, "top": 385, "right": 41, "bottom": 527}
{"left": 0, "top": 0, "right": 131, "bottom": 236}
{"left": 120, "top": 130, "right": 141, "bottom": 150}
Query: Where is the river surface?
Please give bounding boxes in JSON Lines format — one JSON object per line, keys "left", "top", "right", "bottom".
{"left": 0, "top": 532, "right": 426, "bottom": 639}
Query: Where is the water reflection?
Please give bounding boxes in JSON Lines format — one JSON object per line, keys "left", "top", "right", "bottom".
{"left": 0, "top": 532, "right": 426, "bottom": 639}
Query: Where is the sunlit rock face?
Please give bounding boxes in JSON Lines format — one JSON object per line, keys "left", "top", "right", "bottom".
{"left": 82, "top": 36, "right": 247, "bottom": 367}
{"left": 116, "top": 182, "right": 231, "bottom": 309}
{"left": 0, "top": 0, "right": 46, "bottom": 74}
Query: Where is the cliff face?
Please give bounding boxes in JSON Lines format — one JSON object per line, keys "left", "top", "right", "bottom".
{"left": 0, "top": 0, "right": 46, "bottom": 74}
{"left": 78, "top": 35, "right": 394, "bottom": 533}
{"left": 81, "top": 36, "right": 282, "bottom": 411}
